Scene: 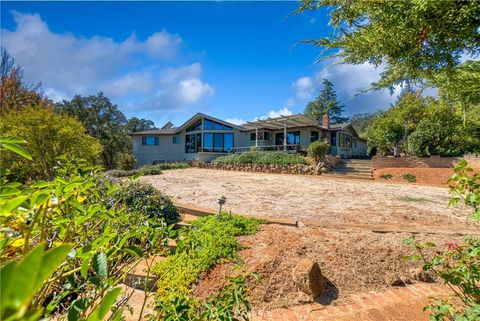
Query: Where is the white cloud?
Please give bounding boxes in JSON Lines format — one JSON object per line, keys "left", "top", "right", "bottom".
{"left": 253, "top": 107, "right": 293, "bottom": 121}
{"left": 288, "top": 59, "right": 401, "bottom": 115}
{"left": 225, "top": 118, "right": 246, "bottom": 125}
{"left": 1, "top": 11, "right": 211, "bottom": 115}
{"left": 292, "top": 76, "right": 315, "bottom": 100}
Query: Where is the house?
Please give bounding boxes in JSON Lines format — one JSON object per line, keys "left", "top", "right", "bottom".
{"left": 129, "top": 112, "right": 367, "bottom": 166}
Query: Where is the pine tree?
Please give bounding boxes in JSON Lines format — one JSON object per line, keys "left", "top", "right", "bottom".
{"left": 304, "top": 78, "right": 347, "bottom": 124}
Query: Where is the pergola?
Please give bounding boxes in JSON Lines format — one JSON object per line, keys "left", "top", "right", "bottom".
{"left": 242, "top": 114, "right": 321, "bottom": 151}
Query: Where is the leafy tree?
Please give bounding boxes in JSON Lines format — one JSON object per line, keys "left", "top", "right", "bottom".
{"left": 364, "top": 93, "right": 427, "bottom": 156}
{"left": 348, "top": 111, "right": 384, "bottom": 137}
{"left": 56, "top": 93, "right": 130, "bottom": 169}
{"left": 304, "top": 78, "right": 347, "bottom": 124}
{"left": 0, "top": 106, "right": 101, "bottom": 180}
{"left": 126, "top": 117, "right": 158, "bottom": 132}
{"left": 296, "top": 0, "right": 480, "bottom": 89}
{"left": 0, "top": 48, "right": 47, "bottom": 114}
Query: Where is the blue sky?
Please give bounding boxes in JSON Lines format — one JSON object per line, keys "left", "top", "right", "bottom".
{"left": 1, "top": 1, "right": 399, "bottom": 127}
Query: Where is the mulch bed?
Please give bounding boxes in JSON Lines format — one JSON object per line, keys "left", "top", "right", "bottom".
{"left": 373, "top": 167, "right": 456, "bottom": 185}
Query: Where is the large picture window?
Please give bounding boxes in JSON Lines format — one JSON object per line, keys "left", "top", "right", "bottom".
{"left": 275, "top": 131, "right": 300, "bottom": 145}
{"left": 204, "top": 118, "right": 233, "bottom": 130}
{"left": 142, "top": 136, "right": 159, "bottom": 146}
{"left": 203, "top": 133, "right": 234, "bottom": 152}
{"left": 185, "top": 133, "right": 202, "bottom": 153}
{"left": 186, "top": 120, "right": 202, "bottom": 132}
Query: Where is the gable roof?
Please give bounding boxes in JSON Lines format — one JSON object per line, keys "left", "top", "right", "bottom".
{"left": 128, "top": 112, "right": 244, "bottom": 136}
{"left": 328, "top": 122, "right": 360, "bottom": 137}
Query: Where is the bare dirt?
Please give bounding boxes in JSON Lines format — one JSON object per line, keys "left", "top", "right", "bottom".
{"left": 372, "top": 167, "right": 457, "bottom": 185}
{"left": 192, "top": 224, "right": 464, "bottom": 312}
{"left": 141, "top": 168, "right": 478, "bottom": 231}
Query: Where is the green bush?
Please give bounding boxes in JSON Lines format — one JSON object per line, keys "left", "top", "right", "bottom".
{"left": 402, "top": 173, "right": 416, "bottom": 183}
{"left": 213, "top": 151, "right": 308, "bottom": 165}
{"left": 0, "top": 106, "right": 101, "bottom": 181}
{"left": 380, "top": 173, "right": 393, "bottom": 180}
{"left": 152, "top": 215, "right": 262, "bottom": 300}
{"left": 404, "top": 160, "right": 480, "bottom": 320}
{"left": 306, "top": 140, "right": 330, "bottom": 161}
{"left": 117, "top": 151, "right": 136, "bottom": 170}
{"left": 115, "top": 181, "right": 180, "bottom": 225}
{"left": 105, "top": 162, "right": 190, "bottom": 178}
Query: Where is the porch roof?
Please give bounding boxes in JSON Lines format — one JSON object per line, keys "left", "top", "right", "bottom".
{"left": 241, "top": 114, "right": 323, "bottom": 131}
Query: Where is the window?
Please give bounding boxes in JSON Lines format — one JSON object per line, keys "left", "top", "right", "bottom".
{"left": 287, "top": 131, "right": 300, "bottom": 145}
{"left": 264, "top": 131, "right": 271, "bottom": 141}
{"left": 172, "top": 136, "right": 180, "bottom": 144}
{"left": 275, "top": 131, "right": 300, "bottom": 145}
{"left": 142, "top": 136, "right": 159, "bottom": 146}
{"left": 185, "top": 133, "right": 202, "bottom": 153}
{"left": 331, "top": 133, "right": 337, "bottom": 146}
{"left": 203, "top": 133, "right": 234, "bottom": 152}
{"left": 204, "top": 118, "right": 233, "bottom": 130}
{"left": 310, "top": 131, "right": 319, "bottom": 142}
{"left": 339, "top": 132, "right": 352, "bottom": 148}
{"left": 186, "top": 120, "right": 202, "bottom": 132}
{"left": 250, "top": 133, "right": 256, "bottom": 141}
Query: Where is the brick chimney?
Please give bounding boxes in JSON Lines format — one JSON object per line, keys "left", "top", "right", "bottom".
{"left": 322, "top": 113, "right": 330, "bottom": 129}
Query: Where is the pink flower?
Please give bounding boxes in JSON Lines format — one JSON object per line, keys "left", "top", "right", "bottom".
{"left": 447, "top": 242, "right": 458, "bottom": 250}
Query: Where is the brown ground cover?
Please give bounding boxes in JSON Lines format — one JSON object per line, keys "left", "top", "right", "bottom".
{"left": 192, "top": 224, "right": 463, "bottom": 312}
{"left": 141, "top": 168, "right": 478, "bottom": 231}
{"left": 372, "top": 167, "right": 456, "bottom": 185}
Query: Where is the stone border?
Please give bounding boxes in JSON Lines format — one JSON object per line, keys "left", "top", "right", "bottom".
{"left": 372, "top": 154, "right": 480, "bottom": 169}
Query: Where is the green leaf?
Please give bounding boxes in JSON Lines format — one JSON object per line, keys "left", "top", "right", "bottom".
{"left": 92, "top": 251, "right": 108, "bottom": 280}
{"left": 1, "top": 142, "right": 32, "bottom": 160}
{"left": 81, "top": 258, "right": 89, "bottom": 280}
{"left": 86, "top": 287, "right": 121, "bottom": 321}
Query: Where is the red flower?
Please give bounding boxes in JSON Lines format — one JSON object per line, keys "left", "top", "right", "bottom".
{"left": 447, "top": 242, "right": 458, "bottom": 250}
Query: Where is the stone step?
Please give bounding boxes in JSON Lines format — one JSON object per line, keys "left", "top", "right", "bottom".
{"left": 324, "top": 173, "right": 372, "bottom": 180}
{"left": 124, "top": 256, "right": 164, "bottom": 291}
{"left": 335, "top": 167, "right": 372, "bottom": 172}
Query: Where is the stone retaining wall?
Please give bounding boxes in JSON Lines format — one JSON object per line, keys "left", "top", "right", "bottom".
{"left": 372, "top": 154, "right": 480, "bottom": 169}
{"left": 197, "top": 155, "right": 341, "bottom": 176}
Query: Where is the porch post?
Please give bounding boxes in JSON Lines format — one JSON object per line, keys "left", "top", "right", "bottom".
{"left": 255, "top": 127, "right": 258, "bottom": 149}
{"left": 283, "top": 122, "right": 287, "bottom": 151}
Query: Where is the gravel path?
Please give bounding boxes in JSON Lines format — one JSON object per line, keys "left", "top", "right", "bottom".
{"left": 141, "top": 168, "right": 478, "bottom": 230}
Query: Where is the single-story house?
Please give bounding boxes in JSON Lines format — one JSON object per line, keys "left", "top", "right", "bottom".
{"left": 130, "top": 112, "right": 367, "bottom": 166}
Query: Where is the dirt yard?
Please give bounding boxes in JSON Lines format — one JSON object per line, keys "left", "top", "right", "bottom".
{"left": 192, "top": 224, "right": 464, "bottom": 313}
{"left": 141, "top": 168, "right": 478, "bottom": 231}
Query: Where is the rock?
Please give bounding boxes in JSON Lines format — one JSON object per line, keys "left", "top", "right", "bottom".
{"left": 385, "top": 272, "right": 404, "bottom": 286}
{"left": 410, "top": 268, "right": 435, "bottom": 283}
{"left": 292, "top": 259, "right": 326, "bottom": 296}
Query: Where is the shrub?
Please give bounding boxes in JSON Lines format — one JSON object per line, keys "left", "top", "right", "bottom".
{"left": 0, "top": 106, "right": 101, "bottom": 181}
{"left": 152, "top": 215, "right": 262, "bottom": 301}
{"left": 404, "top": 160, "right": 480, "bottom": 320}
{"left": 306, "top": 140, "right": 330, "bottom": 162}
{"left": 380, "top": 173, "right": 393, "bottom": 180}
{"left": 402, "top": 173, "right": 416, "bottom": 182}
{"left": 0, "top": 143, "right": 175, "bottom": 320}
{"left": 213, "top": 151, "right": 308, "bottom": 165}
{"left": 117, "top": 151, "right": 136, "bottom": 170}
{"left": 105, "top": 163, "right": 190, "bottom": 178}
{"left": 115, "top": 181, "right": 180, "bottom": 225}
{"left": 105, "top": 169, "right": 140, "bottom": 177}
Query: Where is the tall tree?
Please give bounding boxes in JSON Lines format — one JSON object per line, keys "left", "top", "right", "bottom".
{"left": 296, "top": 0, "right": 480, "bottom": 89}
{"left": 126, "top": 117, "right": 158, "bottom": 132}
{"left": 304, "top": 78, "right": 347, "bottom": 124}
{"left": 349, "top": 111, "right": 384, "bottom": 137}
{"left": 55, "top": 93, "right": 130, "bottom": 169}
{"left": 0, "top": 48, "right": 47, "bottom": 114}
